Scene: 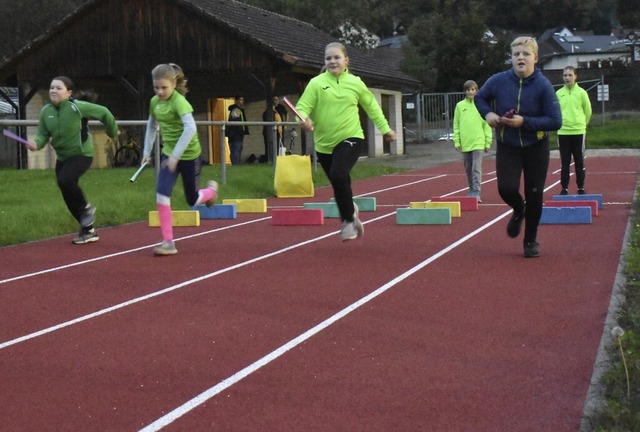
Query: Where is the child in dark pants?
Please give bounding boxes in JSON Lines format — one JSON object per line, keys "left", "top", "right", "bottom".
{"left": 556, "top": 66, "right": 592, "bottom": 195}
{"left": 475, "top": 37, "right": 562, "bottom": 258}
{"left": 141, "top": 63, "right": 218, "bottom": 256}
{"left": 295, "top": 42, "right": 396, "bottom": 241}
{"left": 27, "top": 76, "right": 118, "bottom": 244}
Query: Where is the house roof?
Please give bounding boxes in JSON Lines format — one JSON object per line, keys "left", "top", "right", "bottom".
{"left": 538, "top": 27, "right": 630, "bottom": 62}
{"left": 179, "top": 0, "right": 419, "bottom": 87}
{"left": 0, "top": 0, "right": 419, "bottom": 90}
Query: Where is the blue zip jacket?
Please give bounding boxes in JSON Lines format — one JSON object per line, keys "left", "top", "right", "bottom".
{"left": 475, "top": 68, "right": 562, "bottom": 147}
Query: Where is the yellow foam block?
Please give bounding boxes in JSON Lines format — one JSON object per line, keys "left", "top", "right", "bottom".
{"left": 222, "top": 199, "right": 267, "bottom": 213}
{"left": 148, "top": 210, "right": 201, "bottom": 227}
{"left": 410, "top": 201, "right": 461, "bottom": 217}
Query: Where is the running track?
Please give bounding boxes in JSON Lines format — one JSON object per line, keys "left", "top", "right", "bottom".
{"left": 0, "top": 155, "right": 637, "bottom": 431}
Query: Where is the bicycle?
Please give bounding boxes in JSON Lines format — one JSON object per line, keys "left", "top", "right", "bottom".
{"left": 109, "top": 130, "right": 141, "bottom": 167}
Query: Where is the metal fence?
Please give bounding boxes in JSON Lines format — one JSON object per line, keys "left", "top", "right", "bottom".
{"left": 0, "top": 119, "right": 306, "bottom": 184}
{"left": 402, "top": 75, "right": 640, "bottom": 144}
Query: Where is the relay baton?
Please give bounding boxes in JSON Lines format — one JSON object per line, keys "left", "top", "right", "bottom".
{"left": 3, "top": 129, "right": 31, "bottom": 147}
{"left": 283, "top": 97, "right": 305, "bottom": 120}
{"left": 129, "top": 160, "right": 150, "bottom": 183}
{"left": 282, "top": 97, "right": 313, "bottom": 131}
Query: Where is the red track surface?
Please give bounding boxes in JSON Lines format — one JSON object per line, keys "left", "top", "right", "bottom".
{"left": 1, "top": 155, "right": 637, "bottom": 431}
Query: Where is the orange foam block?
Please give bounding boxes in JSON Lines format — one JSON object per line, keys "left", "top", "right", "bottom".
{"left": 271, "top": 208, "right": 324, "bottom": 226}
{"left": 544, "top": 200, "right": 598, "bottom": 216}
{"left": 431, "top": 196, "right": 479, "bottom": 211}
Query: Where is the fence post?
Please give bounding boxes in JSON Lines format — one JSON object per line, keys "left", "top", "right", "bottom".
{"left": 220, "top": 125, "right": 227, "bottom": 184}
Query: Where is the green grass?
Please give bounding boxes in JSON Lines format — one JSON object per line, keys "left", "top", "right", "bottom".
{"left": 589, "top": 197, "right": 640, "bottom": 431}
{"left": 0, "top": 162, "right": 401, "bottom": 247}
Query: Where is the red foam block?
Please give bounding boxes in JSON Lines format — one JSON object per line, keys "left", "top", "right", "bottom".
{"left": 271, "top": 208, "right": 324, "bottom": 226}
{"left": 430, "top": 196, "right": 479, "bottom": 211}
{"left": 544, "top": 200, "right": 598, "bottom": 216}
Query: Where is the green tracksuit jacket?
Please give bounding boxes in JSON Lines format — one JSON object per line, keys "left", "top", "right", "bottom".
{"left": 35, "top": 99, "right": 118, "bottom": 161}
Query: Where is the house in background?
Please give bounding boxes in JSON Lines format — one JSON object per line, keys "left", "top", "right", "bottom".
{"left": 538, "top": 27, "right": 632, "bottom": 70}
{"left": 0, "top": 0, "right": 419, "bottom": 169}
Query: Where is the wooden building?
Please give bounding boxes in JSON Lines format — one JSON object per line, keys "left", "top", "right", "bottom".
{"left": 0, "top": 0, "right": 420, "bottom": 168}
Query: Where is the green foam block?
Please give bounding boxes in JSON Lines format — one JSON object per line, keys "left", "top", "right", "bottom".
{"left": 330, "top": 196, "right": 376, "bottom": 211}
{"left": 396, "top": 208, "right": 451, "bottom": 225}
{"left": 303, "top": 202, "right": 340, "bottom": 218}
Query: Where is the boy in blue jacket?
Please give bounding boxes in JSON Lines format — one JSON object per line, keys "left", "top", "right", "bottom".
{"left": 475, "top": 36, "right": 562, "bottom": 258}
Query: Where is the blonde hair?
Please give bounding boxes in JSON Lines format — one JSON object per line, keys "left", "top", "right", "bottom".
{"left": 151, "top": 63, "right": 188, "bottom": 95}
{"left": 511, "top": 36, "right": 538, "bottom": 57}
{"left": 321, "top": 42, "right": 349, "bottom": 73}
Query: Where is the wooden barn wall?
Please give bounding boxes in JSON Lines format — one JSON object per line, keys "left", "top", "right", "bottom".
{"left": 15, "top": 0, "right": 279, "bottom": 87}
{"left": 9, "top": 0, "right": 323, "bottom": 164}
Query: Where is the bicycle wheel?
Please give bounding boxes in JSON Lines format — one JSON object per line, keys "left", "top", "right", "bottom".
{"left": 114, "top": 146, "right": 140, "bottom": 167}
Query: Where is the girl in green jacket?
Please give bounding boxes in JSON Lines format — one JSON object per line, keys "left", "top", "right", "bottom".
{"left": 295, "top": 42, "right": 396, "bottom": 241}
{"left": 27, "top": 76, "right": 118, "bottom": 244}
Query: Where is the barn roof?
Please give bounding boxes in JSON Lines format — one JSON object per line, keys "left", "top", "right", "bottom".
{"left": 0, "top": 0, "right": 419, "bottom": 90}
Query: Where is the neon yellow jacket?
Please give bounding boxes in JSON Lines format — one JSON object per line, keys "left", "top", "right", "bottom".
{"left": 295, "top": 70, "right": 391, "bottom": 154}
{"left": 453, "top": 98, "right": 492, "bottom": 152}
{"left": 556, "top": 83, "right": 592, "bottom": 135}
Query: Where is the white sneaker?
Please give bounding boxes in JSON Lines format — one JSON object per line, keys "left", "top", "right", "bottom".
{"left": 72, "top": 228, "right": 99, "bottom": 244}
{"left": 80, "top": 203, "right": 96, "bottom": 228}
{"left": 205, "top": 180, "right": 218, "bottom": 207}
{"left": 340, "top": 221, "right": 358, "bottom": 241}
{"left": 153, "top": 240, "right": 177, "bottom": 256}
{"left": 353, "top": 202, "right": 364, "bottom": 238}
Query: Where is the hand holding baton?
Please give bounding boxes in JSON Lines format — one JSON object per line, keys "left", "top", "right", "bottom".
{"left": 283, "top": 97, "right": 313, "bottom": 131}
{"left": 3, "top": 129, "right": 34, "bottom": 149}
{"left": 130, "top": 160, "right": 150, "bottom": 183}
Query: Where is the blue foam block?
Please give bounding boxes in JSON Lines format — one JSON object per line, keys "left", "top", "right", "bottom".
{"left": 191, "top": 204, "right": 237, "bottom": 219}
{"left": 552, "top": 194, "right": 603, "bottom": 209}
{"left": 539, "top": 206, "right": 592, "bottom": 224}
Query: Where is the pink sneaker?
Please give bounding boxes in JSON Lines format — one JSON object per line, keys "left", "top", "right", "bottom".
{"left": 205, "top": 180, "right": 218, "bottom": 207}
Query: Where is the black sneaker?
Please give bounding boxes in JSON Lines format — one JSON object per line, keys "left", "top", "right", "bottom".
{"left": 80, "top": 203, "right": 96, "bottom": 228}
{"left": 578, "top": 188, "right": 586, "bottom": 195}
{"left": 524, "top": 241, "right": 539, "bottom": 258}
{"left": 560, "top": 189, "right": 568, "bottom": 195}
{"left": 506, "top": 205, "right": 525, "bottom": 238}
{"left": 72, "top": 228, "right": 99, "bottom": 244}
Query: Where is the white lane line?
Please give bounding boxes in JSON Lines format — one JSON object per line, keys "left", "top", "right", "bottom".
{"left": 0, "top": 218, "right": 272, "bottom": 285}
{"left": 355, "top": 174, "right": 447, "bottom": 196}
{"left": 139, "top": 178, "right": 567, "bottom": 431}
{"left": 138, "top": 209, "right": 513, "bottom": 432}
{"left": 0, "top": 212, "right": 396, "bottom": 351}
{"left": 1, "top": 175, "right": 448, "bottom": 286}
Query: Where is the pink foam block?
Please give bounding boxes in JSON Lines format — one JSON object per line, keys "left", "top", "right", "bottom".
{"left": 271, "top": 208, "right": 324, "bottom": 226}
{"left": 544, "top": 200, "right": 598, "bottom": 216}
{"left": 430, "top": 196, "right": 479, "bottom": 211}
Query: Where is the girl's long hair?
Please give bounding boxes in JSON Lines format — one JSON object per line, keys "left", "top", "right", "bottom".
{"left": 151, "top": 63, "right": 188, "bottom": 95}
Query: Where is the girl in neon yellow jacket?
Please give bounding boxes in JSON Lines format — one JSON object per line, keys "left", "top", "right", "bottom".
{"left": 295, "top": 42, "right": 396, "bottom": 242}
{"left": 556, "top": 66, "right": 592, "bottom": 194}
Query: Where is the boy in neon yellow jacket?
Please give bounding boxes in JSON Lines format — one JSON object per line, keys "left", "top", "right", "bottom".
{"left": 453, "top": 80, "right": 493, "bottom": 203}
{"left": 295, "top": 42, "right": 396, "bottom": 241}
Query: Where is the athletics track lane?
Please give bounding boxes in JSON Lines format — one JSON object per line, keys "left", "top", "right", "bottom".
{"left": 0, "top": 155, "right": 637, "bottom": 431}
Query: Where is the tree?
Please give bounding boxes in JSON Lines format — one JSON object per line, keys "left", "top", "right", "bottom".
{"left": 403, "top": 0, "right": 511, "bottom": 91}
